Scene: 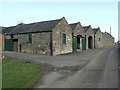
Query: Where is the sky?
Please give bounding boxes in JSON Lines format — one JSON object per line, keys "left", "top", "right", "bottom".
{"left": 0, "top": 1, "right": 118, "bottom": 42}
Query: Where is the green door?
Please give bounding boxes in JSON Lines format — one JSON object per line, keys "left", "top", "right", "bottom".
{"left": 82, "top": 37, "right": 86, "bottom": 50}
{"left": 5, "top": 39, "right": 13, "bottom": 51}
{"left": 73, "top": 36, "right": 77, "bottom": 52}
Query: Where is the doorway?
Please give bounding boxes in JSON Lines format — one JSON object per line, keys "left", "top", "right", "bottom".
{"left": 76, "top": 35, "right": 82, "bottom": 49}
{"left": 13, "top": 39, "right": 18, "bottom": 52}
{"left": 5, "top": 39, "right": 13, "bottom": 51}
{"left": 72, "top": 36, "right": 77, "bottom": 52}
{"left": 88, "top": 36, "right": 93, "bottom": 49}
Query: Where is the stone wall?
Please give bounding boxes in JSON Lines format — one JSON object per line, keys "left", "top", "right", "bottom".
{"left": 0, "top": 34, "right": 2, "bottom": 51}
{"left": 73, "top": 23, "right": 85, "bottom": 37}
{"left": 14, "top": 32, "right": 51, "bottom": 55}
{"left": 101, "top": 33, "right": 115, "bottom": 47}
{"left": 72, "top": 23, "right": 85, "bottom": 50}
{"left": 52, "top": 18, "right": 72, "bottom": 56}
{"left": 0, "top": 34, "right": 5, "bottom": 51}
{"left": 94, "top": 29, "right": 103, "bottom": 48}
{"left": 7, "top": 18, "right": 73, "bottom": 56}
{"left": 85, "top": 27, "right": 94, "bottom": 49}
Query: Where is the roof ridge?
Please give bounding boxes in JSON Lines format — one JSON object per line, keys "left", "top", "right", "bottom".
{"left": 83, "top": 25, "right": 90, "bottom": 28}
{"left": 103, "top": 32, "right": 114, "bottom": 38}
{"left": 24, "top": 18, "right": 61, "bottom": 26}
{"left": 69, "top": 22, "right": 78, "bottom": 25}
{"left": 3, "top": 18, "right": 62, "bottom": 34}
{"left": 69, "top": 23, "right": 78, "bottom": 30}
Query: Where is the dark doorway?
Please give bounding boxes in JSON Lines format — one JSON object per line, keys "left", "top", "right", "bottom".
{"left": 88, "top": 36, "right": 93, "bottom": 49}
{"left": 19, "top": 44, "right": 22, "bottom": 52}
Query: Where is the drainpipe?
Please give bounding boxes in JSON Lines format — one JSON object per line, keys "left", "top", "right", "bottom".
{"left": 94, "top": 35, "right": 95, "bottom": 48}
{"left": 50, "top": 32, "right": 53, "bottom": 56}
{"left": 85, "top": 35, "right": 87, "bottom": 49}
{"left": 72, "top": 33, "right": 74, "bottom": 53}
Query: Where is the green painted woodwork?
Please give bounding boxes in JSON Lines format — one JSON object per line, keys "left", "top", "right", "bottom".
{"left": 62, "top": 33, "right": 66, "bottom": 44}
{"left": 5, "top": 39, "right": 13, "bottom": 51}
{"left": 28, "top": 33, "right": 32, "bottom": 44}
{"left": 82, "top": 37, "right": 86, "bottom": 50}
{"left": 72, "top": 36, "right": 77, "bottom": 52}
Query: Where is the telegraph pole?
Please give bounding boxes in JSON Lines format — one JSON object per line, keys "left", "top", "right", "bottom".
{"left": 110, "top": 27, "right": 111, "bottom": 34}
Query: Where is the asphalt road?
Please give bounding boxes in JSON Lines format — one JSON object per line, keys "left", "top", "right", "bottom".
{"left": 35, "top": 45, "right": 118, "bottom": 88}
{"left": 3, "top": 45, "right": 118, "bottom": 88}
{"left": 55, "top": 46, "right": 118, "bottom": 88}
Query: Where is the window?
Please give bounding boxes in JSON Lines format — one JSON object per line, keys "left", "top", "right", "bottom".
{"left": 28, "top": 33, "right": 32, "bottom": 44}
{"left": 99, "top": 38, "right": 101, "bottom": 41}
{"left": 62, "top": 33, "right": 66, "bottom": 44}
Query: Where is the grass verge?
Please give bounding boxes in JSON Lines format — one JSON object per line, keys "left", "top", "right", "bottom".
{"left": 2, "top": 56, "right": 41, "bottom": 88}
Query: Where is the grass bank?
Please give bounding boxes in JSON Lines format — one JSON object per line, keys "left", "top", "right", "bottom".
{"left": 2, "top": 56, "right": 41, "bottom": 88}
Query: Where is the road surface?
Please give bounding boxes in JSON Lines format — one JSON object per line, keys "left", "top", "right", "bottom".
{"left": 53, "top": 45, "right": 118, "bottom": 88}
{"left": 34, "top": 45, "right": 118, "bottom": 88}
{"left": 3, "top": 45, "right": 118, "bottom": 88}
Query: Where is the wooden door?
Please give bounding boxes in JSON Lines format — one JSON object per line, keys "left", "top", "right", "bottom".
{"left": 82, "top": 37, "right": 86, "bottom": 50}
{"left": 72, "top": 36, "right": 77, "bottom": 52}
{"left": 5, "top": 39, "right": 13, "bottom": 51}
{"left": 13, "top": 39, "right": 18, "bottom": 52}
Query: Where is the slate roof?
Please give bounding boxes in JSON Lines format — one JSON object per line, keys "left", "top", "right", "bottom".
{"left": 3, "top": 18, "right": 61, "bottom": 34}
{"left": 2, "top": 26, "right": 15, "bottom": 34}
{"left": 92, "top": 28, "right": 99, "bottom": 34}
{"left": 83, "top": 26, "right": 90, "bottom": 32}
{"left": 102, "top": 32, "right": 114, "bottom": 39}
{"left": 69, "top": 23, "right": 78, "bottom": 30}
{"left": 0, "top": 27, "right": 6, "bottom": 33}
{"left": 0, "top": 27, "right": 2, "bottom": 33}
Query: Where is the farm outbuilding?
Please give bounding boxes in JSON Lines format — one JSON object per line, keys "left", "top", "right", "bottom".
{"left": 3, "top": 17, "right": 73, "bottom": 56}
{"left": 101, "top": 32, "right": 115, "bottom": 47}
{"left": 2, "top": 17, "right": 115, "bottom": 56}
{"left": 0, "top": 27, "right": 5, "bottom": 51}
{"left": 83, "top": 25, "right": 95, "bottom": 49}
{"left": 92, "top": 27, "right": 103, "bottom": 48}
{"left": 69, "top": 22, "right": 86, "bottom": 52}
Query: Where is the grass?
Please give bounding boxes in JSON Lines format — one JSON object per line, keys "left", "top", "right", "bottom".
{"left": 2, "top": 56, "right": 41, "bottom": 88}
{"left": 0, "top": 56, "right": 2, "bottom": 90}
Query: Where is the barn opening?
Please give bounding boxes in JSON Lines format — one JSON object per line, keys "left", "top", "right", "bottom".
{"left": 13, "top": 39, "right": 18, "bottom": 52}
{"left": 5, "top": 38, "right": 18, "bottom": 51}
{"left": 88, "top": 36, "right": 93, "bottom": 49}
{"left": 76, "top": 35, "right": 82, "bottom": 49}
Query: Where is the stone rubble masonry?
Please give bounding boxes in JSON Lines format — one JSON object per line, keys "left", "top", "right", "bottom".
{"left": 12, "top": 17, "right": 72, "bottom": 56}
{"left": 52, "top": 18, "right": 72, "bottom": 56}
{"left": 1, "top": 17, "right": 115, "bottom": 56}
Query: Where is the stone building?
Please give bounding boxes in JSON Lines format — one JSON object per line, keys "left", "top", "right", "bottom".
{"left": 0, "top": 27, "right": 5, "bottom": 51}
{"left": 3, "top": 17, "right": 72, "bottom": 56}
{"left": 92, "top": 27, "right": 103, "bottom": 48}
{"left": 83, "top": 25, "right": 94, "bottom": 49}
{"left": 0, "top": 27, "right": 2, "bottom": 51}
{"left": 69, "top": 22, "right": 86, "bottom": 51}
{"left": 2, "top": 17, "right": 115, "bottom": 55}
{"left": 101, "top": 32, "right": 115, "bottom": 47}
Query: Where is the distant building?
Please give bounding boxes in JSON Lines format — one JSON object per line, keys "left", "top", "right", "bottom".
{"left": 101, "top": 32, "right": 115, "bottom": 47}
